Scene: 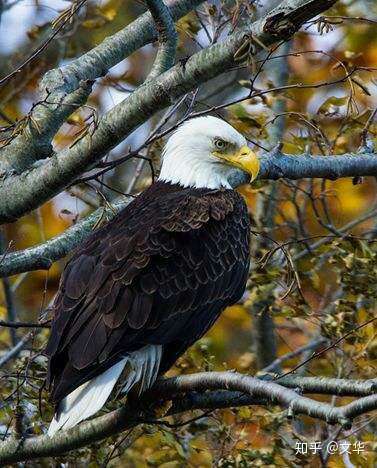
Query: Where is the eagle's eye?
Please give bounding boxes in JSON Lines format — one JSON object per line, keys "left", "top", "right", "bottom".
{"left": 214, "top": 138, "right": 228, "bottom": 150}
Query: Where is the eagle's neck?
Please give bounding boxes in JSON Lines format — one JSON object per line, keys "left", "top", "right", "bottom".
{"left": 158, "top": 157, "right": 250, "bottom": 190}
{"left": 158, "top": 151, "right": 231, "bottom": 190}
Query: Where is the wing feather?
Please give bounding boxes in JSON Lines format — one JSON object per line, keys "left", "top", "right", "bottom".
{"left": 69, "top": 313, "right": 107, "bottom": 370}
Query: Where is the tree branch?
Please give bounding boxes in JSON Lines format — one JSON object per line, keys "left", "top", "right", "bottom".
{"left": 145, "top": 0, "right": 178, "bottom": 79}
{"left": 261, "top": 337, "right": 328, "bottom": 373}
{"left": 0, "top": 199, "right": 130, "bottom": 277}
{"left": 0, "top": 371, "right": 375, "bottom": 464}
{"left": 0, "top": 333, "right": 32, "bottom": 368}
{"left": 0, "top": 233, "right": 18, "bottom": 345}
{"left": 275, "top": 375, "right": 377, "bottom": 396}
{"left": 0, "top": 320, "right": 50, "bottom": 329}
{"left": 258, "top": 149, "right": 377, "bottom": 180}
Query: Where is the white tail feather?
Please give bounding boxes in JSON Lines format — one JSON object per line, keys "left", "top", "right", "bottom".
{"left": 48, "top": 345, "right": 162, "bottom": 436}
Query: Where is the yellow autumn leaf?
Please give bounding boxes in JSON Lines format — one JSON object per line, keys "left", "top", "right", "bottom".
{"left": 82, "top": 18, "right": 106, "bottom": 29}
{"left": 101, "top": 7, "right": 117, "bottom": 21}
{"left": 333, "top": 179, "right": 369, "bottom": 215}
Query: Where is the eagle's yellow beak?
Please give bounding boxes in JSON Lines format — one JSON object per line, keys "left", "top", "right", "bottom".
{"left": 232, "top": 146, "right": 260, "bottom": 182}
{"left": 219, "top": 146, "right": 260, "bottom": 182}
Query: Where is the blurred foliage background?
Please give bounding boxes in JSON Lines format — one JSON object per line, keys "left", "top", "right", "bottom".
{"left": 0, "top": 0, "right": 377, "bottom": 466}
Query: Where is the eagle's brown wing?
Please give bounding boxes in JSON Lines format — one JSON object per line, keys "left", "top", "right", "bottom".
{"left": 45, "top": 182, "right": 250, "bottom": 404}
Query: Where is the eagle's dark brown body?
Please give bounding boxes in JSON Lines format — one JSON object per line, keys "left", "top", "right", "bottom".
{"left": 45, "top": 181, "right": 250, "bottom": 405}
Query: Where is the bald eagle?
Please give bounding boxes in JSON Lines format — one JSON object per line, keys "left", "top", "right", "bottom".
{"left": 46, "top": 116, "right": 260, "bottom": 435}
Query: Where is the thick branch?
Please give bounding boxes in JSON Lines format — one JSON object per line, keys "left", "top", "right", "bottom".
{"left": 275, "top": 375, "right": 377, "bottom": 396}
{"left": 145, "top": 0, "right": 178, "bottom": 79}
{"left": 0, "top": 199, "right": 129, "bottom": 277}
{"left": 0, "top": 371, "right": 375, "bottom": 464}
{"left": 0, "top": 0, "right": 337, "bottom": 223}
{"left": 153, "top": 372, "right": 376, "bottom": 426}
{"left": 258, "top": 150, "right": 377, "bottom": 180}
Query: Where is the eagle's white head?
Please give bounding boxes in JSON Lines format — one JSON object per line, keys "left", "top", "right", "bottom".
{"left": 159, "top": 116, "right": 260, "bottom": 189}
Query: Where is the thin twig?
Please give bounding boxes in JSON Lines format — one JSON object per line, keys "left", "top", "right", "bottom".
{"left": 0, "top": 0, "right": 88, "bottom": 86}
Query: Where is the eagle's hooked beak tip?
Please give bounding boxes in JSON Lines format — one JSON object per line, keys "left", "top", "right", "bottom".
{"left": 234, "top": 146, "right": 260, "bottom": 183}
